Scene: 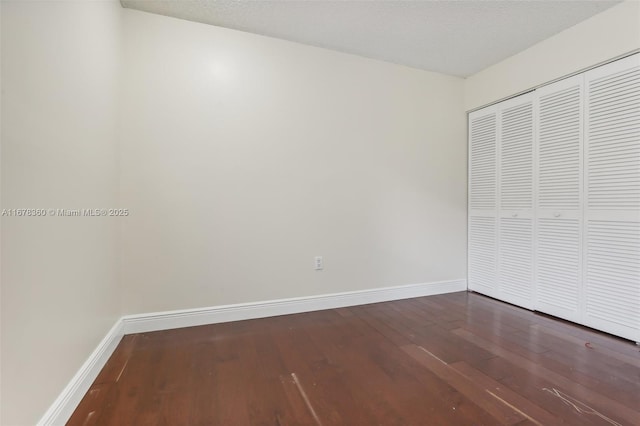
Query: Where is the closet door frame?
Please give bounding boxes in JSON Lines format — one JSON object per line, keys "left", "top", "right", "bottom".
{"left": 467, "top": 53, "right": 639, "bottom": 342}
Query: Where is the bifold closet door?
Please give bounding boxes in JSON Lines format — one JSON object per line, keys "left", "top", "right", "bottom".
{"left": 534, "top": 75, "right": 583, "bottom": 322}
{"left": 468, "top": 106, "right": 498, "bottom": 298}
{"left": 497, "top": 94, "right": 535, "bottom": 309}
{"left": 583, "top": 54, "right": 640, "bottom": 342}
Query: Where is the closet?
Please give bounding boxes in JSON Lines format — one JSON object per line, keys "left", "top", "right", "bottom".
{"left": 468, "top": 53, "right": 640, "bottom": 342}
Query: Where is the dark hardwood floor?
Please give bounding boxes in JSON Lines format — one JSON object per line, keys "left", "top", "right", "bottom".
{"left": 68, "top": 291, "right": 640, "bottom": 425}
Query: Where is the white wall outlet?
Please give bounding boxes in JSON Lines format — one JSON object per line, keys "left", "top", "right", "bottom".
{"left": 314, "top": 256, "right": 323, "bottom": 271}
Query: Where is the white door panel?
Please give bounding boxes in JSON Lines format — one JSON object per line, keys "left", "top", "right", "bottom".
{"left": 583, "top": 54, "right": 640, "bottom": 341}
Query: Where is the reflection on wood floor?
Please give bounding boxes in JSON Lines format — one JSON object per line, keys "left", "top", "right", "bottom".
{"left": 68, "top": 291, "right": 640, "bottom": 425}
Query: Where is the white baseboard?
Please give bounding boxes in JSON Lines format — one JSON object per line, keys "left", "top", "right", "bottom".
{"left": 37, "top": 279, "right": 466, "bottom": 425}
{"left": 122, "top": 279, "right": 467, "bottom": 334}
{"left": 37, "top": 320, "right": 124, "bottom": 426}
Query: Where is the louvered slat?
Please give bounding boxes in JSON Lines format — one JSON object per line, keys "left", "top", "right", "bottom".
{"left": 538, "top": 84, "right": 582, "bottom": 210}
{"left": 469, "top": 113, "right": 497, "bottom": 210}
{"left": 587, "top": 65, "right": 640, "bottom": 210}
{"left": 536, "top": 218, "right": 581, "bottom": 321}
{"left": 468, "top": 216, "right": 497, "bottom": 295}
{"left": 500, "top": 102, "right": 533, "bottom": 209}
{"left": 584, "top": 220, "right": 640, "bottom": 341}
{"left": 499, "top": 217, "right": 533, "bottom": 308}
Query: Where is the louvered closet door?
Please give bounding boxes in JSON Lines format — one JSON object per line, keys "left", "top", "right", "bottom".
{"left": 584, "top": 54, "right": 640, "bottom": 342}
{"left": 497, "top": 94, "right": 535, "bottom": 309}
{"left": 468, "top": 106, "right": 498, "bottom": 298}
{"left": 534, "top": 75, "right": 584, "bottom": 322}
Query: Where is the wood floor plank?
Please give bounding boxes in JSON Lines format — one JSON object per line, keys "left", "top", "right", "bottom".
{"left": 315, "top": 308, "right": 493, "bottom": 425}
{"left": 529, "top": 323, "right": 640, "bottom": 368}
{"left": 67, "top": 292, "right": 640, "bottom": 425}
{"left": 469, "top": 354, "right": 624, "bottom": 426}
{"left": 303, "top": 311, "right": 415, "bottom": 425}
{"left": 186, "top": 328, "right": 222, "bottom": 425}
{"left": 452, "top": 327, "right": 639, "bottom": 425}
{"left": 449, "top": 361, "right": 562, "bottom": 426}
{"left": 204, "top": 327, "right": 250, "bottom": 424}
{"left": 349, "top": 305, "right": 505, "bottom": 425}
{"left": 401, "top": 344, "right": 526, "bottom": 425}
{"left": 65, "top": 383, "right": 116, "bottom": 426}
{"left": 382, "top": 301, "right": 497, "bottom": 364}
{"left": 269, "top": 313, "right": 357, "bottom": 425}
{"left": 93, "top": 335, "right": 138, "bottom": 385}
{"left": 461, "top": 321, "right": 640, "bottom": 411}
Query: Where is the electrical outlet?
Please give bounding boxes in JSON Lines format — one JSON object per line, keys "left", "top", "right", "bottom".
{"left": 314, "top": 256, "right": 323, "bottom": 271}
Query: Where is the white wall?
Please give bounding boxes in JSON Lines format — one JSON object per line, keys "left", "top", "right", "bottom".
{"left": 0, "top": 1, "right": 122, "bottom": 424}
{"left": 120, "top": 9, "right": 467, "bottom": 314}
{"left": 465, "top": 0, "right": 640, "bottom": 111}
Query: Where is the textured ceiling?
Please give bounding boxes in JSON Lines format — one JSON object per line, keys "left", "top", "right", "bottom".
{"left": 121, "top": 0, "right": 621, "bottom": 77}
